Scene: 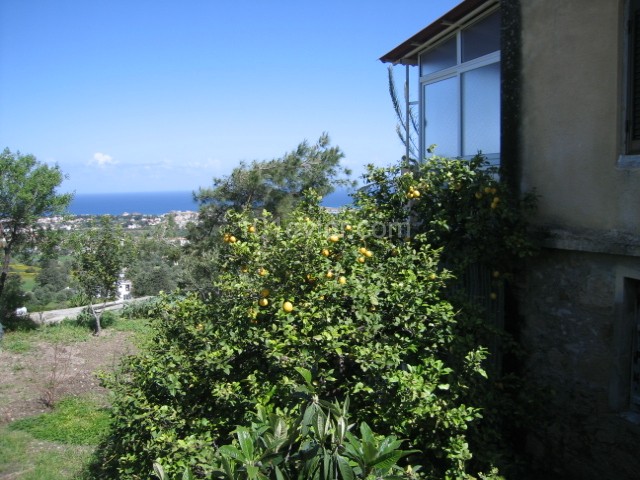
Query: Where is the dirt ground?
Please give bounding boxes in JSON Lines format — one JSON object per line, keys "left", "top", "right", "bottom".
{"left": 0, "top": 330, "right": 135, "bottom": 424}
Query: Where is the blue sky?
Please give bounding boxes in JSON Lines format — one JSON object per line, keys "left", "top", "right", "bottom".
{"left": 0, "top": 0, "right": 460, "bottom": 194}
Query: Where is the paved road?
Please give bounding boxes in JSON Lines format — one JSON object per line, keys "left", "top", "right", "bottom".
{"left": 28, "top": 297, "right": 151, "bottom": 325}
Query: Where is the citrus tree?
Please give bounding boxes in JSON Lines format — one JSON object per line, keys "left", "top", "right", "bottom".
{"left": 354, "top": 154, "right": 537, "bottom": 276}
{"left": 182, "top": 134, "right": 353, "bottom": 297}
{"left": 94, "top": 195, "right": 494, "bottom": 479}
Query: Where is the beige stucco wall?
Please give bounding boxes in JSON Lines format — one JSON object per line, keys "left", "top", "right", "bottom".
{"left": 519, "top": 0, "right": 640, "bottom": 235}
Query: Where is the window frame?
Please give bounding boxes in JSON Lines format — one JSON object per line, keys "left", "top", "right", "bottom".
{"left": 611, "top": 271, "right": 640, "bottom": 422}
{"left": 418, "top": 7, "right": 501, "bottom": 163}
{"left": 621, "top": 0, "right": 640, "bottom": 165}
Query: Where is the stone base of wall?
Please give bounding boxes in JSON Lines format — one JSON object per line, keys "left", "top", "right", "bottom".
{"left": 519, "top": 248, "right": 640, "bottom": 480}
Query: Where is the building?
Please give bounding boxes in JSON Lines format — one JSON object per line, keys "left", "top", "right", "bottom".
{"left": 381, "top": 1, "right": 640, "bottom": 478}
{"left": 117, "top": 274, "right": 132, "bottom": 301}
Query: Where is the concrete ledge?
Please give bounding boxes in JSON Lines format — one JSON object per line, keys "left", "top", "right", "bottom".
{"left": 541, "top": 226, "right": 640, "bottom": 257}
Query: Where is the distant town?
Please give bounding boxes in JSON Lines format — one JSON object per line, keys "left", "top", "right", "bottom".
{"left": 37, "top": 210, "right": 199, "bottom": 234}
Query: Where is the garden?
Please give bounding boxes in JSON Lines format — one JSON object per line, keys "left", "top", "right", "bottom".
{"left": 1, "top": 146, "right": 538, "bottom": 479}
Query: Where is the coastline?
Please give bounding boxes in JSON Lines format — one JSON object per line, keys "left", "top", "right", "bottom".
{"left": 68, "top": 188, "right": 354, "bottom": 216}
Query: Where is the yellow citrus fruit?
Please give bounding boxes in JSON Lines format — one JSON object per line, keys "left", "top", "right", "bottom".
{"left": 358, "top": 247, "right": 368, "bottom": 255}
{"left": 329, "top": 234, "right": 340, "bottom": 243}
{"left": 321, "top": 248, "right": 330, "bottom": 257}
{"left": 338, "top": 276, "right": 347, "bottom": 285}
{"left": 260, "top": 288, "right": 270, "bottom": 297}
{"left": 248, "top": 225, "right": 256, "bottom": 233}
{"left": 258, "top": 267, "right": 268, "bottom": 276}
{"left": 357, "top": 256, "right": 365, "bottom": 263}
{"left": 283, "top": 301, "right": 293, "bottom": 312}
{"left": 345, "top": 224, "right": 352, "bottom": 231}
{"left": 412, "top": 190, "right": 421, "bottom": 197}
{"left": 326, "top": 271, "right": 334, "bottom": 279}
{"left": 364, "top": 250, "right": 373, "bottom": 258}
{"left": 429, "top": 273, "right": 437, "bottom": 281}
{"left": 258, "top": 298, "right": 269, "bottom": 307}
{"left": 228, "top": 235, "right": 237, "bottom": 243}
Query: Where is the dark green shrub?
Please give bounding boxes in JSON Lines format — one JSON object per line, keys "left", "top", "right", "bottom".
{"left": 93, "top": 200, "right": 491, "bottom": 479}
{"left": 153, "top": 393, "right": 426, "bottom": 480}
{"left": 92, "top": 155, "right": 536, "bottom": 479}
{"left": 120, "top": 297, "right": 164, "bottom": 320}
{"left": 73, "top": 308, "right": 117, "bottom": 330}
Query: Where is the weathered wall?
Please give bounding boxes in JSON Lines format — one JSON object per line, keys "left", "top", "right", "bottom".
{"left": 520, "top": 249, "right": 640, "bottom": 480}
{"left": 519, "top": 0, "right": 640, "bottom": 235}
{"left": 517, "top": 1, "right": 640, "bottom": 478}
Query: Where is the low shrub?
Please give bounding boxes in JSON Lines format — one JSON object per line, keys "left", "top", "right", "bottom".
{"left": 154, "top": 393, "right": 426, "bottom": 480}
{"left": 120, "top": 297, "right": 164, "bottom": 320}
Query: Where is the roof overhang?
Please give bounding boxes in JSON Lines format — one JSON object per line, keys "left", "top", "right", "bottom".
{"left": 379, "top": 0, "right": 500, "bottom": 66}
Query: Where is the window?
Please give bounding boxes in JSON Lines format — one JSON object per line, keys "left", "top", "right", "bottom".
{"left": 631, "top": 279, "right": 640, "bottom": 412}
{"left": 419, "top": 9, "right": 501, "bottom": 163}
{"left": 627, "top": 0, "right": 640, "bottom": 155}
{"left": 613, "top": 275, "right": 640, "bottom": 417}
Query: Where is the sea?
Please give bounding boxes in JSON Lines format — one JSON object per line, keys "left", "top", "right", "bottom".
{"left": 68, "top": 188, "right": 355, "bottom": 216}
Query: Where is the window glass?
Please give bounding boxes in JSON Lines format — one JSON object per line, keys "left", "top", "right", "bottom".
{"left": 461, "top": 62, "right": 501, "bottom": 156}
{"left": 420, "top": 36, "right": 456, "bottom": 76}
{"left": 462, "top": 11, "right": 501, "bottom": 62}
{"left": 424, "top": 76, "right": 459, "bottom": 156}
{"left": 627, "top": 0, "right": 640, "bottom": 154}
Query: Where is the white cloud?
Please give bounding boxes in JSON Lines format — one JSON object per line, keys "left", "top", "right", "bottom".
{"left": 89, "top": 152, "right": 117, "bottom": 167}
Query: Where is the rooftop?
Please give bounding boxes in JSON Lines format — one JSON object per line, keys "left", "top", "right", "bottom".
{"left": 379, "top": 0, "right": 498, "bottom": 65}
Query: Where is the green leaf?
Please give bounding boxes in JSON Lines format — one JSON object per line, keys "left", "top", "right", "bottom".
{"left": 336, "top": 455, "right": 355, "bottom": 480}
{"left": 152, "top": 462, "right": 168, "bottom": 480}
{"left": 220, "top": 455, "right": 235, "bottom": 479}
{"left": 369, "top": 451, "right": 405, "bottom": 471}
{"left": 315, "top": 409, "right": 328, "bottom": 438}
{"left": 236, "top": 427, "right": 255, "bottom": 459}
{"left": 246, "top": 464, "right": 260, "bottom": 479}
{"left": 182, "top": 467, "right": 196, "bottom": 480}
{"left": 295, "top": 366, "right": 313, "bottom": 385}
{"left": 218, "top": 445, "right": 245, "bottom": 462}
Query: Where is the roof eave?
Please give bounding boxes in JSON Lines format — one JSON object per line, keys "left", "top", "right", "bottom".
{"left": 379, "top": 0, "right": 499, "bottom": 65}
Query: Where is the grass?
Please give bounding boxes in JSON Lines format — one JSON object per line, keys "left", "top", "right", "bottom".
{"left": 2, "top": 336, "right": 34, "bottom": 353}
{"left": 1, "top": 311, "right": 151, "bottom": 353}
{"left": 1, "top": 322, "right": 90, "bottom": 353}
{"left": 8, "top": 396, "right": 111, "bottom": 445}
{"left": 0, "top": 311, "right": 153, "bottom": 478}
{"left": 9, "top": 262, "right": 41, "bottom": 293}
{"left": 0, "top": 420, "right": 96, "bottom": 480}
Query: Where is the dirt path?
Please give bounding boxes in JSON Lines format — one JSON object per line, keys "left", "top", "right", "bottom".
{"left": 0, "top": 329, "right": 136, "bottom": 424}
